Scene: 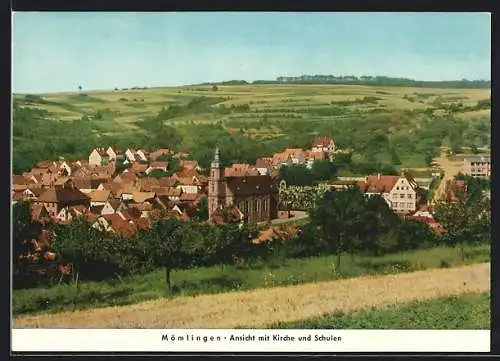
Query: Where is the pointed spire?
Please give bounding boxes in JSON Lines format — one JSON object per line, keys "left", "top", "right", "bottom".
{"left": 211, "top": 147, "right": 220, "bottom": 169}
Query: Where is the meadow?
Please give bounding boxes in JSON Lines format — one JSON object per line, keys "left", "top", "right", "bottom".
{"left": 13, "top": 83, "right": 490, "bottom": 174}
{"left": 272, "top": 291, "right": 490, "bottom": 330}
{"left": 13, "top": 243, "right": 490, "bottom": 317}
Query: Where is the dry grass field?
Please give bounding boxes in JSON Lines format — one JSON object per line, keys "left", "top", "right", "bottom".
{"left": 13, "top": 262, "right": 490, "bottom": 329}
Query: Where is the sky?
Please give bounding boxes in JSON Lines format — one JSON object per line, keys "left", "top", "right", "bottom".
{"left": 12, "top": 12, "right": 491, "bottom": 94}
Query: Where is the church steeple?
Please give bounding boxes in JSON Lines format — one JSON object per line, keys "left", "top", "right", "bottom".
{"left": 211, "top": 147, "right": 221, "bottom": 169}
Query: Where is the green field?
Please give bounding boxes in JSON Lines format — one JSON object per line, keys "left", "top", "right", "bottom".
{"left": 13, "top": 243, "right": 490, "bottom": 316}
{"left": 272, "top": 291, "right": 490, "bottom": 329}
{"left": 13, "top": 84, "right": 490, "bottom": 173}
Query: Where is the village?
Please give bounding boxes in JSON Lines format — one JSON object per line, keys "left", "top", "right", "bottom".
{"left": 12, "top": 134, "right": 490, "bottom": 246}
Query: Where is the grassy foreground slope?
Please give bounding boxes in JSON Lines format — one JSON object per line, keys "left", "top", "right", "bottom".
{"left": 13, "top": 244, "right": 490, "bottom": 316}
{"left": 272, "top": 292, "right": 490, "bottom": 330}
{"left": 13, "top": 262, "right": 490, "bottom": 329}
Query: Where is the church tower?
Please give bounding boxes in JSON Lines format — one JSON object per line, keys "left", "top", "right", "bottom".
{"left": 208, "top": 147, "right": 226, "bottom": 221}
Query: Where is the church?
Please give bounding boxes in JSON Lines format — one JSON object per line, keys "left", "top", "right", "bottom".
{"left": 208, "top": 148, "right": 279, "bottom": 223}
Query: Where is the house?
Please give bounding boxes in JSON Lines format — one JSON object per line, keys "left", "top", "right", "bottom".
{"left": 210, "top": 204, "right": 245, "bottom": 226}
{"left": 13, "top": 174, "right": 32, "bottom": 186}
{"left": 224, "top": 164, "right": 260, "bottom": 177}
{"left": 53, "top": 177, "right": 72, "bottom": 189}
{"left": 406, "top": 213, "right": 445, "bottom": 234}
{"left": 22, "top": 186, "right": 45, "bottom": 201}
{"left": 131, "top": 162, "right": 149, "bottom": 177}
{"left": 88, "top": 189, "right": 111, "bottom": 206}
{"left": 152, "top": 187, "right": 182, "bottom": 201}
{"left": 255, "top": 157, "right": 273, "bottom": 176}
{"left": 91, "top": 216, "right": 114, "bottom": 233}
{"left": 357, "top": 172, "right": 423, "bottom": 215}
{"left": 101, "top": 199, "right": 127, "bottom": 215}
{"left": 36, "top": 182, "right": 91, "bottom": 217}
{"left": 71, "top": 177, "right": 107, "bottom": 194}
{"left": 102, "top": 214, "right": 138, "bottom": 237}
{"left": 56, "top": 161, "right": 72, "bottom": 176}
{"left": 208, "top": 148, "right": 279, "bottom": 223}
{"left": 89, "top": 148, "right": 110, "bottom": 166}
{"left": 134, "top": 149, "right": 148, "bottom": 162}
{"left": 124, "top": 149, "right": 137, "bottom": 163}
{"left": 441, "top": 180, "right": 467, "bottom": 204}
{"left": 312, "top": 136, "right": 335, "bottom": 153}
{"left": 174, "top": 176, "right": 201, "bottom": 194}
{"left": 305, "top": 151, "right": 327, "bottom": 169}
{"left": 55, "top": 205, "right": 88, "bottom": 222}
{"left": 149, "top": 148, "right": 171, "bottom": 161}
{"left": 272, "top": 152, "right": 293, "bottom": 169}
{"left": 119, "top": 206, "right": 143, "bottom": 221}
{"left": 131, "top": 191, "right": 156, "bottom": 204}
{"left": 139, "top": 177, "right": 161, "bottom": 192}
{"left": 158, "top": 177, "right": 178, "bottom": 188}
{"left": 463, "top": 156, "right": 490, "bottom": 177}
{"left": 114, "top": 171, "right": 137, "bottom": 184}
{"left": 180, "top": 160, "right": 201, "bottom": 171}
{"left": 283, "top": 149, "right": 306, "bottom": 165}
{"left": 146, "top": 161, "right": 169, "bottom": 175}
{"left": 89, "top": 205, "right": 105, "bottom": 215}
{"left": 133, "top": 203, "right": 154, "bottom": 218}
{"left": 106, "top": 146, "right": 118, "bottom": 160}
{"left": 120, "top": 185, "right": 137, "bottom": 201}
{"left": 30, "top": 203, "right": 51, "bottom": 223}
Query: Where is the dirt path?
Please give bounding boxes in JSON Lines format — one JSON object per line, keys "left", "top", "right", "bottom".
{"left": 13, "top": 262, "right": 490, "bottom": 329}
{"left": 431, "top": 150, "right": 464, "bottom": 203}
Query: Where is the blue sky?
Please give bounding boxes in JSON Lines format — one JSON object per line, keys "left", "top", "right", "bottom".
{"left": 12, "top": 12, "right": 491, "bottom": 94}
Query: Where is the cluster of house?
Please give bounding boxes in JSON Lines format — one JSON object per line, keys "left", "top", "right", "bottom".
{"left": 253, "top": 136, "right": 337, "bottom": 175}
{"left": 13, "top": 136, "right": 484, "bottom": 240}
{"left": 12, "top": 147, "right": 211, "bottom": 237}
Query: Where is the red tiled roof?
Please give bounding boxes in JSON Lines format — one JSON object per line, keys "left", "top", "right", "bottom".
{"left": 272, "top": 152, "right": 291, "bottom": 166}
{"left": 37, "top": 186, "right": 90, "bottom": 204}
{"left": 88, "top": 190, "right": 111, "bottom": 203}
{"left": 357, "top": 175, "right": 399, "bottom": 194}
{"left": 226, "top": 175, "right": 278, "bottom": 196}
{"left": 255, "top": 157, "right": 273, "bottom": 168}
{"left": 224, "top": 164, "right": 260, "bottom": 177}
{"left": 13, "top": 175, "right": 31, "bottom": 185}
{"left": 148, "top": 148, "right": 171, "bottom": 161}
{"left": 131, "top": 163, "right": 148, "bottom": 174}
{"left": 283, "top": 148, "right": 304, "bottom": 158}
{"left": 139, "top": 177, "right": 161, "bottom": 191}
{"left": 158, "top": 177, "right": 177, "bottom": 187}
{"left": 180, "top": 193, "right": 200, "bottom": 202}
{"left": 120, "top": 207, "right": 142, "bottom": 220}
{"left": 305, "top": 151, "right": 327, "bottom": 160}
{"left": 313, "top": 136, "right": 334, "bottom": 147}
{"left": 180, "top": 160, "right": 200, "bottom": 170}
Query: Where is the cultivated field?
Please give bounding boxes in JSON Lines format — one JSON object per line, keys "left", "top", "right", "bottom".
{"left": 13, "top": 262, "right": 490, "bottom": 329}
{"left": 13, "top": 83, "right": 491, "bottom": 174}
{"left": 14, "top": 84, "right": 490, "bottom": 125}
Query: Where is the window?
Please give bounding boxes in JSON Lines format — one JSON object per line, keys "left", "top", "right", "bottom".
{"left": 255, "top": 200, "right": 258, "bottom": 212}
{"left": 407, "top": 203, "right": 412, "bottom": 208}
{"left": 408, "top": 194, "right": 412, "bottom": 199}
{"left": 399, "top": 202, "right": 404, "bottom": 208}
{"left": 400, "top": 194, "right": 405, "bottom": 198}
{"left": 396, "top": 186, "right": 399, "bottom": 190}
